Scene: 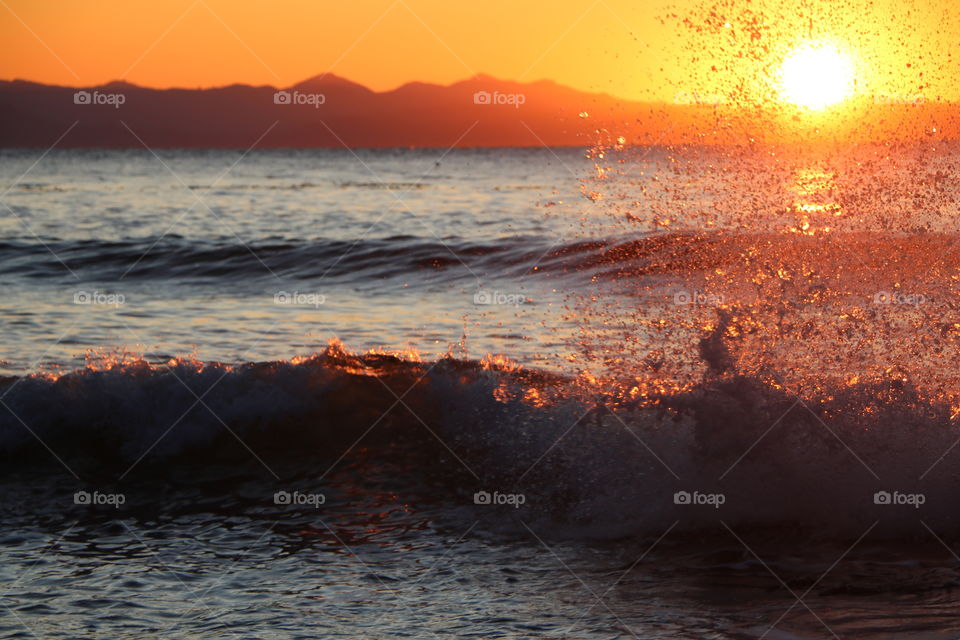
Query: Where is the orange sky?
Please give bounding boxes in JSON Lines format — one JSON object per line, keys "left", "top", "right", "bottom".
{"left": 1, "top": 0, "right": 956, "bottom": 103}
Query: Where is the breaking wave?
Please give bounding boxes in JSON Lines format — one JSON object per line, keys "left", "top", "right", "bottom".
{"left": 3, "top": 339, "right": 958, "bottom": 540}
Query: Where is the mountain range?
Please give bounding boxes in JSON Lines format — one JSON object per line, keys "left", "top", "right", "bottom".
{"left": 1, "top": 74, "right": 955, "bottom": 148}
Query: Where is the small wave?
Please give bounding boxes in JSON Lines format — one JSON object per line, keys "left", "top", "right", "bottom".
{"left": 0, "top": 233, "right": 617, "bottom": 283}
{"left": 0, "top": 230, "right": 784, "bottom": 283}
{"left": 338, "top": 180, "right": 431, "bottom": 190}
{"left": 0, "top": 234, "right": 564, "bottom": 282}
{"left": 11, "top": 230, "right": 950, "bottom": 284}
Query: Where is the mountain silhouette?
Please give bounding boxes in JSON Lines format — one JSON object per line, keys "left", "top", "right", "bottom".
{"left": 0, "top": 74, "right": 954, "bottom": 148}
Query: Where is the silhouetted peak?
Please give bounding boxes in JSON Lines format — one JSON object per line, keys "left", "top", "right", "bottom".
{"left": 99, "top": 80, "right": 141, "bottom": 91}
{"left": 290, "top": 74, "right": 369, "bottom": 92}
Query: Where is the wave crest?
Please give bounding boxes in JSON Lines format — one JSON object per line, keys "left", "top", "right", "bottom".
{"left": 3, "top": 341, "right": 959, "bottom": 538}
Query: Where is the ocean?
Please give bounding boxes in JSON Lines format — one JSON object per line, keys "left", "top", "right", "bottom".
{"left": 3, "top": 145, "right": 960, "bottom": 639}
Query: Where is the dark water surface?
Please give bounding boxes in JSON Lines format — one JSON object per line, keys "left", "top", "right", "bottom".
{"left": 3, "top": 147, "right": 960, "bottom": 638}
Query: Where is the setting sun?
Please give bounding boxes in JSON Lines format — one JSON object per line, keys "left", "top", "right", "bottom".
{"left": 780, "top": 42, "right": 856, "bottom": 110}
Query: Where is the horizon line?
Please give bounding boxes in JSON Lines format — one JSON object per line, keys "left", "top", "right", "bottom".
{"left": 0, "top": 72, "right": 603, "bottom": 95}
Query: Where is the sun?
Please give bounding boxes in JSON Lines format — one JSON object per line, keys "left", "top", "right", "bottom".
{"left": 779, "top": 42, "right": 855, "bottom": 110}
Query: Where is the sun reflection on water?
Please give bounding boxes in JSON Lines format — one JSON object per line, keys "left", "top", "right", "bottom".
{"left": 786, "top": 165, "right": 844, "bottom": 235}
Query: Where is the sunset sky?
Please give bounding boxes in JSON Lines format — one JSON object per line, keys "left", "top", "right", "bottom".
{"left": 2, "top": 0, "right": 957, "bottom": 103}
